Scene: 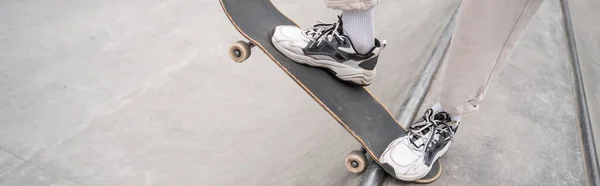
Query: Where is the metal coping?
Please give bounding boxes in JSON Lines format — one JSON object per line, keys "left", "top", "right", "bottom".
{"left": 560, "top": 0, "right": 600, "bottom": 185}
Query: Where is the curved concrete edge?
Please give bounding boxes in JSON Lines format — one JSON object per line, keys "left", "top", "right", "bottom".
{"left": 358, "top": 159, "right": 386, "bottom": 186}
{"left": 560, "top": 0, "right": 600, "bottom": 185}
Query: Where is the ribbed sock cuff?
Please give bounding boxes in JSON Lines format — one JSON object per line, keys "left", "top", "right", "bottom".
{"left": 341, "top": 8, "right": 375, "bottom": 54}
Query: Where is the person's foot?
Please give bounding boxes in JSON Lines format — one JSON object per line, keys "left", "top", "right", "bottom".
{"left": 271, "top": 16, "right": 385, "bottom": 86}
{"left": 379, "top": 105, "right": 460, "bottom": 181}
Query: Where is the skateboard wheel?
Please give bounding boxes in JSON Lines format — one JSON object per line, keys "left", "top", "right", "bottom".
{"left": 345, "top": 150, "right": 367, "bottom": 174}
{"left": 229, "top": 40, "right": 251, "bottom": 63}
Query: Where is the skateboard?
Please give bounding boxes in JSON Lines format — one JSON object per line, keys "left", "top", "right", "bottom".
{"left": 219, "top": 0, "right": 442, "bottom": 183}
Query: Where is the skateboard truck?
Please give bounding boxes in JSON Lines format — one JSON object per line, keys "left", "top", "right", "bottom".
{"left": 229, "top": 40, "right": 256, "bottom": 63}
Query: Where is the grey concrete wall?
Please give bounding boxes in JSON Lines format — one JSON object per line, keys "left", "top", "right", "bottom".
{"left": 0, "top": 0, "right": 459, "bottom": 185}
{"left": 568, "top": 0, "right": 600, "bottom": 167}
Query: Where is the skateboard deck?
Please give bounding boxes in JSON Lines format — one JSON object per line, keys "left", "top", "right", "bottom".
{"left": 219, "top": 0, "right": 441, "bottom": 183}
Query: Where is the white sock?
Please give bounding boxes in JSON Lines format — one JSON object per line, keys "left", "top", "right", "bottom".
{"left": 342, "top": 8, "right": 375, "bottom": 54}
{"left": 431, "top": 103, "right": 443, "bottom": 111}
{"left": 450, "top": 115, "right": 462, "bottom": 122}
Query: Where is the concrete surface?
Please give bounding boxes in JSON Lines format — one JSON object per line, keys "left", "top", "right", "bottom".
{"left": 568, "top": 0, "right": 600, "bottom": 166}
{"left": 412, "top": 0, "right": 586, "bottom": 185}
{"left": 0, "top": 0, "right": 594, "bottom": 186}
{"left": 0, "top": 0, "right": 458, "bottom": 185}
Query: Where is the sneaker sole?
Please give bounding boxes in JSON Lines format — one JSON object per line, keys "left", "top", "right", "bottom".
{"left": 271, "top": 35, "right": 375, "bottom": 86}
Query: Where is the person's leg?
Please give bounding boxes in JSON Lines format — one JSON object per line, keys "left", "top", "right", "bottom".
{"left": 327, "top": 0, "right": 378, "bottom": 54}
{"left": 380, "top": 0, "right": 544, "bottom": 181}
{"left": 271, "top": 0, "right": 383, "bottom": 86}
{"left": 341, "top": 8, "right": 375, "bottom": 54}
{"left": 440, "top": 0, "right": 544, "bottom": 117}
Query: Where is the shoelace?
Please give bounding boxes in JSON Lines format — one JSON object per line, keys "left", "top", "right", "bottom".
{"left": 408, "top": 109, "right": 438, "bottom": 151}
{"left": 408, "top": 109, "right": 455, "bottom": 151}
{"left": 434, "top": 119, "right": 457, "bottom": 142}
{"left": 302, "top": 16, "right": 345, "bottom": 46}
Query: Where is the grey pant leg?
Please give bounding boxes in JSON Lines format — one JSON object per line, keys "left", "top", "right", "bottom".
{"left": 440, "top": 0, "right": 545, "bottom": 116}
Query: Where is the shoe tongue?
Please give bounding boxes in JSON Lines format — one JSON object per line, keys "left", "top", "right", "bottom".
{"left": 434, "top": 112, "right": 460, "bottom": 129}
{"left": 434, "top": 112, "right": 450, "bottom": 121}
{"left": 410, "top": 127, "right": 434, "bottom": 149}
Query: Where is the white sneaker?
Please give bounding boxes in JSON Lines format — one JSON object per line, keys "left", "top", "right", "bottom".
{"left": 271, "top": 15, "right": 385, "bottom": 86}
{"left": 379, "top": 106, "right": 459, "bottom": 181}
